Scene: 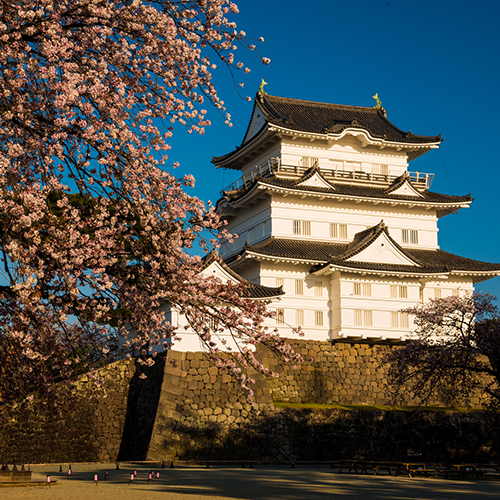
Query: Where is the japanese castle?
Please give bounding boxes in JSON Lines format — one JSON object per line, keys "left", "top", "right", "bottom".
{"left": 207, "top": 92, "right": 500, "bottom": 344}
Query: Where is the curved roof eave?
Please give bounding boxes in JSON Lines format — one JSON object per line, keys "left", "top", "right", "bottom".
{"left": 212, "top": 123, "right": 273, "bottom": 169}
{"left": 269, "top": 123, "right": 442, "bottom": 151}
{"left": 223, "top": 180, "right": 471, "bottom": 211}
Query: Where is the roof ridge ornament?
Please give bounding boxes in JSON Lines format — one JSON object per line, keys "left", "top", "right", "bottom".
{"left": 258, "top": 78, "right": 268, "bottom": 96}
{"left": 372, "top": 93, "right": 382, "bottom": 109}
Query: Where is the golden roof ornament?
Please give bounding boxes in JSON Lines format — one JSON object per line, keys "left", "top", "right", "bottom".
{"left": 372, "top": 93, "right": 382, "bottom": 109}
{"left": 259, "top": 78, "right": 268, "bottom": 96}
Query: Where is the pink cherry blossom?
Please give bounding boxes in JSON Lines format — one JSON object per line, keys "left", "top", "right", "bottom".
{"left": 0, "top": 0, "right": 302, "bottom": 418}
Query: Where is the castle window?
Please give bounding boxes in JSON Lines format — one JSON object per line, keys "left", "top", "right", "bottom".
{"left": 452, "top": 289, "right": 460, "bottom": 297}
{"left": 208, "top": 316, "right": 219, "bottom": 331}
{"left": 354, "top": 309, "right": 372, "bottom": 326}
{"left": 295, "top": 279, "right": 304, "bottom": 295}
{"left": 330, "top": 223, "right": 347, "bottom": 239}
{"left": 434, "top": 288, "right": 442, "bottom": 299}
{"left": 354, "top": 283, "right": 371, "bottom": 296}
{"left": 401, "top": 312, "right": 409, "bottom": 328}
{"left": 314, "top": 281, "right": 323, "bottom": 297}
{"left": 296, "top": 309, "right": 304, "bottom": 326}
{"left": 262, "top": 219, "right": 269, "bottom": 236}
{"left": 276, "top": 278, "right": 284, "bottom": 288}
{"left": 402, "top": 229, "right": 418, "bottom": 245}
{"left": 315, "top": 311, "right": 324, "bottom": 326}
{"left": 293, "top": 220, "right": 311, "bottom": 235}
{"left": 373, "top": 164, "right": 389, "bottom": 176}
{"left": 391, "top": 285, "right": 407, "bottom": 298}
{"left": 391, "top": 312, "right": 409, "bottom": 328}
{"left": 247, "top": 227, "right": 255, "bottom": 244}
{"left": 276, "top": 309, "right": 285, "bottom": 324}
{"left": 302, "top": 156, "right": 319, "bottom": 168}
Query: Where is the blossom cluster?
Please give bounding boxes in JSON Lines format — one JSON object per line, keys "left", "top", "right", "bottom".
{"left": 0, "top": 0, "right": 296, "bottom": 417}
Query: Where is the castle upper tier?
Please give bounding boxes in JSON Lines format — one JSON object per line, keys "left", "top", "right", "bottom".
{"left": 213, "top": 93, "right": 500, "bottom": 342}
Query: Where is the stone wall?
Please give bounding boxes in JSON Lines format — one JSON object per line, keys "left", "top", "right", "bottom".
{"left": 0, "top": 339, "right": 496, "bottom": 464}
{"left": 0, "top": 359, "right": 135, "bottom": 463}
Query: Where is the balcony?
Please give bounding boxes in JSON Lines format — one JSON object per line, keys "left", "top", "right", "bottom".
{"left": 220, "top": 157, "right": 434, "bottom": 194}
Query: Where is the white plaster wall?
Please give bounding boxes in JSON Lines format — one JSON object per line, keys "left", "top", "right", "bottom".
{"left": 280, "top": 136, "right": 410, "bottom": 176}
{"left": 269, "top": 195, "right": 439, "bottom": 248}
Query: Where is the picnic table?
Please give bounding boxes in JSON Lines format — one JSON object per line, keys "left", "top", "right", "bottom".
{"left": 330, "top": 460, "right": 499, "bottom": 480}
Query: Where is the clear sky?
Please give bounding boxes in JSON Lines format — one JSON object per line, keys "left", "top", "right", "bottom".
{"left": 167, "top": 0, "right": 500, "bottom": 298}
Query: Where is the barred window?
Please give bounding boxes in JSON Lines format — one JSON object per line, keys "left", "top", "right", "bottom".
{"left": 330, "top": 223, "right": 347, "bottom": 239}
{"left": 276, "top": 309, "right": 285, "bottom": 324}
{"left": 314, "top": 281, "right": 323, "bottom": 297}
{"left": 295, "top": 279, "right": 304, "bottom": 295}
{"left": 391, "top": 285, "right": 407, "bottom": 298}
{"left": 293, "top": 220, "right": 311, "bottom": 235}
{"left": 435, "top": 288, "right": 442, "bottom": 299}
{"left": 302, "top": 156, "right": 319, "bottom": 168}
{"left": 391, "top": 312, "right": 409, "bottom": 328}
{"left": 402, "top": 229, "right": 418, "bottom": 245}
{"left": 452, "top": 290, "right": 460, "bottom": 297}
{"left": 401, "top": 312, "right": 409, "bottom": 329}
{"left": 315, "top": 311, "right": 324, "bottom": 326}
{"left": 391, "top": 311, "right": 399, "bottom": 328}
{"left": 354, "top": 309, "right": 363, "bottom": 326}
{"left": 275, "top": 278, "right": 284, "bottom": 288}
{"left": 296, "top": 309, "right": 304, "bottom": 326}
{"left": 354, "top": 309, "right": 372, "bottom": 326}
{"left": 354, "top": 283, "right": 371, "bottom": 296}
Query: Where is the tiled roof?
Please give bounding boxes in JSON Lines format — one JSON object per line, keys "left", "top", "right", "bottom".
{"left": 256, "top": 94, "right": 441, "bottom": 144}
{"left": 201, "top": 250, "right": 284, "bottom": 299}
{"left": 212, "top": 94, "right": 442, "bottom": 167}
{"left": 228, "top": 237, "right": 500, "bottom": 276}
{"left": 219, "top": 171, "right": 472, "bottom": 209}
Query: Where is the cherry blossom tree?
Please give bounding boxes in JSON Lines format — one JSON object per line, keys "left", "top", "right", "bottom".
{"left": 0, "top": 0, "right": 299, "bottom": 416}
{"left": 382, "top": 293, "right": 500, "bottom": 407}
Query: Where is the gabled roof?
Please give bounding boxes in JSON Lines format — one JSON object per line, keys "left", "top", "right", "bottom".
{"left": 213, "top": 93, "right": 443, "bottom": 168}
{"left": 200, "top": 250, "right": 283, "bottom": 299}
{"left": 225, "top": 226, "right": 500, "bottom": 283}
{"left": 217, "top": 170, "right": 472, "bottom": 218}
{"left": 255, "top": 94, "right": 441, "bottom": 144}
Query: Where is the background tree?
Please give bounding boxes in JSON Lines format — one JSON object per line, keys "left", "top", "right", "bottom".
{"left": 0, "top": 0, "right": 300, "bottom": 416}
{"left": 382, "top": 292, "right": 500, "bottom": 407}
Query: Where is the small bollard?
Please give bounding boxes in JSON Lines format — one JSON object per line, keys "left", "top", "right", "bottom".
{"left": 170, "top": 461, "right": 174, "bottom": 469}
{"left": 161, "top": 461, "right": 165, "bottom": 469}
{"left": 116, "top": 462, "right": 120, "bottom": 470}
{"left": 59, "top": 464, "right": 63, "bottom": 472}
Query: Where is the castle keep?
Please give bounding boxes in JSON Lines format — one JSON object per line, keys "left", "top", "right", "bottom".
{"left": 208, "top": 93, "right": 500, "bottom": 344}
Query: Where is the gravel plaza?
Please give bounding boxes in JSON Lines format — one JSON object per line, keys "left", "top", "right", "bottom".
{"left": 1, "top": 463, "right": 499, "bottom": 500}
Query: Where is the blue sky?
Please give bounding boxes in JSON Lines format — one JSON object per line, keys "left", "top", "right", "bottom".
{"left": 167, "top": 0, "right": 500, "bottom": 298}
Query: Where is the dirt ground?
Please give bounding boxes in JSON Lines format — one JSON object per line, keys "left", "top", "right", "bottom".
{"left": 1, "top": 463, "right": 499, "bottom": 500}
